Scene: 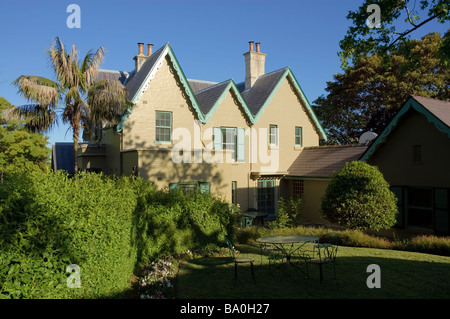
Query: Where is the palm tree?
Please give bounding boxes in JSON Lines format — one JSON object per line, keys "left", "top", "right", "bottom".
{"left": 13, "top": 37, "right": 131, "bottom": 173}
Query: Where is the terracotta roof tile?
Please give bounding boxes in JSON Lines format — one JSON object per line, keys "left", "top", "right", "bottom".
{"left": 412, "top": 95, "right": 450, "bottom": 128}
{"left": 288, "top": 144, "right": 368, "bottom": 178}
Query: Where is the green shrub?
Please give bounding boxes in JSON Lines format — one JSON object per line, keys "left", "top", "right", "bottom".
{"left": 270, "top": 196, "right": 303, "bottom": 228}
{"left": 0, "top": 171, "right": 137, "bottom": 298}
{"left": 321, "top": 161, "right": 398, "bottom": 231}
{"left": 399, "top": 235, "right": 450, "bottom": 256}
{"left": 134, "top": 189, "right": 239, "bottom": 265}
{"left": 0, "top": 170, "right": 239, "bottom": 299}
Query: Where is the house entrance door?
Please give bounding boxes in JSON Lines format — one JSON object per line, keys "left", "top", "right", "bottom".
{"left": 257, "top": 179, "right": 275, "bottom": 217}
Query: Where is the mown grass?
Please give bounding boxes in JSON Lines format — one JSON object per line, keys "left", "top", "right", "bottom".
{"left": 175, "top": 226, "right": 450, "bottom": 299}
{"left": 176, "top": 244, "right": 450, "bottom": 299}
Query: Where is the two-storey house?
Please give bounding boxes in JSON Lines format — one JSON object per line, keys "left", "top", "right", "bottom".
{"left": 78, "top": 41, "right": 327, "bottom": 218}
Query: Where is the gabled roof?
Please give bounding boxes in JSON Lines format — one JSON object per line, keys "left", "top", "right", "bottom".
{"left": 105, "top": 43, "right": 326, "bottom": 140}
{"left": 239, "top": 68, "right": 287, "bottom": 115}
{"left": 188, "top": 79, "right": 218, "bottom": 93}
{"left": 361, "top": 95, "right": 450, "bottom": 161}
{"left": 288, "top": 144, "right": 368, "bottom": 178}
{"left": 94, "top": 69, "right": 129, "bottom": 84}
{"left": 194, "top": 79, "right": 255, "bottom": 123}
{"left": 115, "top": 43, "right": 207, "bottom": 131}
{"left": 237, "top": 67, "right": 327, "bottom": 141}
{"left": 195, "top": 80, "right": 232, "bottom": 115}
{"left": 412, "top": 95, "right": 450, "bottom": 128}
{"left": 123, "top": 44, "right": 168, "bottom": 103}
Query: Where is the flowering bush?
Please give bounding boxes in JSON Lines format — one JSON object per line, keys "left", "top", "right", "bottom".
{"left": 138, "top": 255, "right": 178, "bottom": 299}
{"left": 137, "top": 247, "right": 233, "bottom": 299}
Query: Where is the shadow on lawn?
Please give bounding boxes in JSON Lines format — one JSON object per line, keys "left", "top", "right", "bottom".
{"left": 175, "top": 245, "right": 450, "bottom": 299}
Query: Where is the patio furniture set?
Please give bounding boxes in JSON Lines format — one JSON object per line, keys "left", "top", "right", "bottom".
{"left": 226, "top": 234, "right": 338, "bottom": 285}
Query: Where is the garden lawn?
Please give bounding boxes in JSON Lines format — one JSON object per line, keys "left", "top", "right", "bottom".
{"left": 175, "top": 244, "right": 450, "bottom": 299}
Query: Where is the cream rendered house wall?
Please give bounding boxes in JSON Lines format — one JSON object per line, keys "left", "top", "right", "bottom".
{"left": 251, "top": 77, "right": 321, "bottom": 174}
{"left": 202, "top": 90, "right": 253, "bottom": 210}
{"left": 119, "top": 56, "right": 231, "bottom": 196}
{"left": 249, "top": 76, "right": 322, "bottom": 216}
{"left": 122, "top": 56, "right": 197, "bottom": 150}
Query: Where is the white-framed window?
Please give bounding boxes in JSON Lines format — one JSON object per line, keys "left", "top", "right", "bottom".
{"left": 269, "top": 125, "right": 278, "bottom": 146}
{"left": 213, "top": 127, "right": 245, "bottom": 162}
{"left": 155, "top": 111, "right": 172, "bottom": 143}
{"left": 295, "top": 126, "right": 303, "bottom": 147}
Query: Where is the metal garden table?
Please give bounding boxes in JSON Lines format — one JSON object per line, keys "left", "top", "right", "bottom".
{"left": 256, "top": 235, "right": 320, "bottom": 274}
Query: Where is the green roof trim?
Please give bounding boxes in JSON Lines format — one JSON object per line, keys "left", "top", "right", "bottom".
{"left": 115, "top": 45, "right": 327, "bottom": 140}
{"left": 203, "top": 80, "right": 256, "bottom": 124}
{"left": 360, "top": 96, "right": 450, "bottom": 161}
{"left": 252, "top": 68, "right": 327, "bottom": 141}
{"left": 116, "top": 108, "right": 132, "bottom": 132}
{"left": 166, "top": 44, "right": 206, "bottom": 123}
{"left": 116, "top": 43, "right": 205, "bottom": 132}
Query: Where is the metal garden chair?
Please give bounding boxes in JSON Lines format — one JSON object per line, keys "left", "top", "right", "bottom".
{"left": 225, "top": 238, "right": 256, "bottom": 283}
{"left": 303, "top": 243, "right": 338, "bottom": 285}
{"left": 240, "top": 216, "right": 254, "bottom": 228}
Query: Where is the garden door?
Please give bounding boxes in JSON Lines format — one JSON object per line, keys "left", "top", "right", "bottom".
{"left": 257, "top": 179, "right": 275, "bottom": 217}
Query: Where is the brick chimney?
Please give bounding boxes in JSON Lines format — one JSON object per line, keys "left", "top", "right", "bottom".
{"left": 243, "top": 41, "right": 266, "bottom": 89}
{"left": 147, "top": 43, "right": 153, "bottom": 56}
{"left": 134, "top": 42, "right": 148, "bottom": 72}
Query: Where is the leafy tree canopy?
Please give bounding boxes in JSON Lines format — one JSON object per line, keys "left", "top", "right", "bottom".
{"left": 0, "top": 97, "right": 50, "bottom": 175}
{"left": 314, "top": 32, "right": 449, "bottom": 145}
{"left": 339, "top": 0, "right": 450, "bottom": 67}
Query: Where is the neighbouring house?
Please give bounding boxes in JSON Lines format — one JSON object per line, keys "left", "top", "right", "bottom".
{"left": 361, "top": 96, "right": 450, "bottom": 235}
{"left": 77, "top": 41, "right": 328, "bottom": 217}
{"left": 51, "top": 142, "right": 75, "bottom": 175}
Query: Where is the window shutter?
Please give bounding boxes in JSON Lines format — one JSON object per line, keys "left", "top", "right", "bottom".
{"left": 237, "top": 128, "right": 245, "bottom": 162}
{"left": 199, "top": 182, "right": 211, "bottom": 194}
{"left": 213, "top": 127, "right": 222, "bottom": 150}
{"left": 169, "top": 183, "right": 179, "bottom": 191}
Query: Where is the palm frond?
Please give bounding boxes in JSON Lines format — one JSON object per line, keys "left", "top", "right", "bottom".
{"left": 13, "top": 75, "right": 60, "bottom": 106}
{"left": 49, "top": 37, "right": 73, "bottom": 88}
{"left": 87, "top": 79, "right": 132, "bottom": 126}
{"left": 12, "top": 104, "right": 57, "bottom": 132}
{"left": 83, "top": 46, "right": 105, "bottom": 87}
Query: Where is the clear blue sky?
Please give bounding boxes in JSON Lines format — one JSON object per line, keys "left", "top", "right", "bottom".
{"left": 0, "top": 0, "right": 447, "bottom": 145}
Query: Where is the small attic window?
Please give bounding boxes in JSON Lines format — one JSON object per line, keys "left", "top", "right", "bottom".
{"left": 413, "top": 145, "right": 423, "bottom": 163}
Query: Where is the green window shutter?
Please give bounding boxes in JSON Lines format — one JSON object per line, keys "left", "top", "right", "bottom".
{"left": 213, "top": 127, "right": 222, "bottom": 150}
{"left": 199, "top": 182, "right": 211, "bottom": 194}
{"left": 237, "top": 128, "right": 245, "bottom": 162}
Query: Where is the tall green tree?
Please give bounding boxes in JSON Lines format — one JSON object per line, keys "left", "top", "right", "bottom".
{"left": 314, "top": 32, "right": 449, "bottom": 145}
{"left": 339, "top": 0, "right": 450, "bottom": 67}
{"left": 0, "top": 97, "right": 49, "bottom": 175}
{"left": 13, "top": 37, "right": 132, "bottom": 173}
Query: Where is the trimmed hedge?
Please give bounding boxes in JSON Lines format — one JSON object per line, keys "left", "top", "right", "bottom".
{"left": 321, "top": 161, "right": 398, "bottom": 231}
{"left": 0, "top": 171, "right": 238, "bottom": 298}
